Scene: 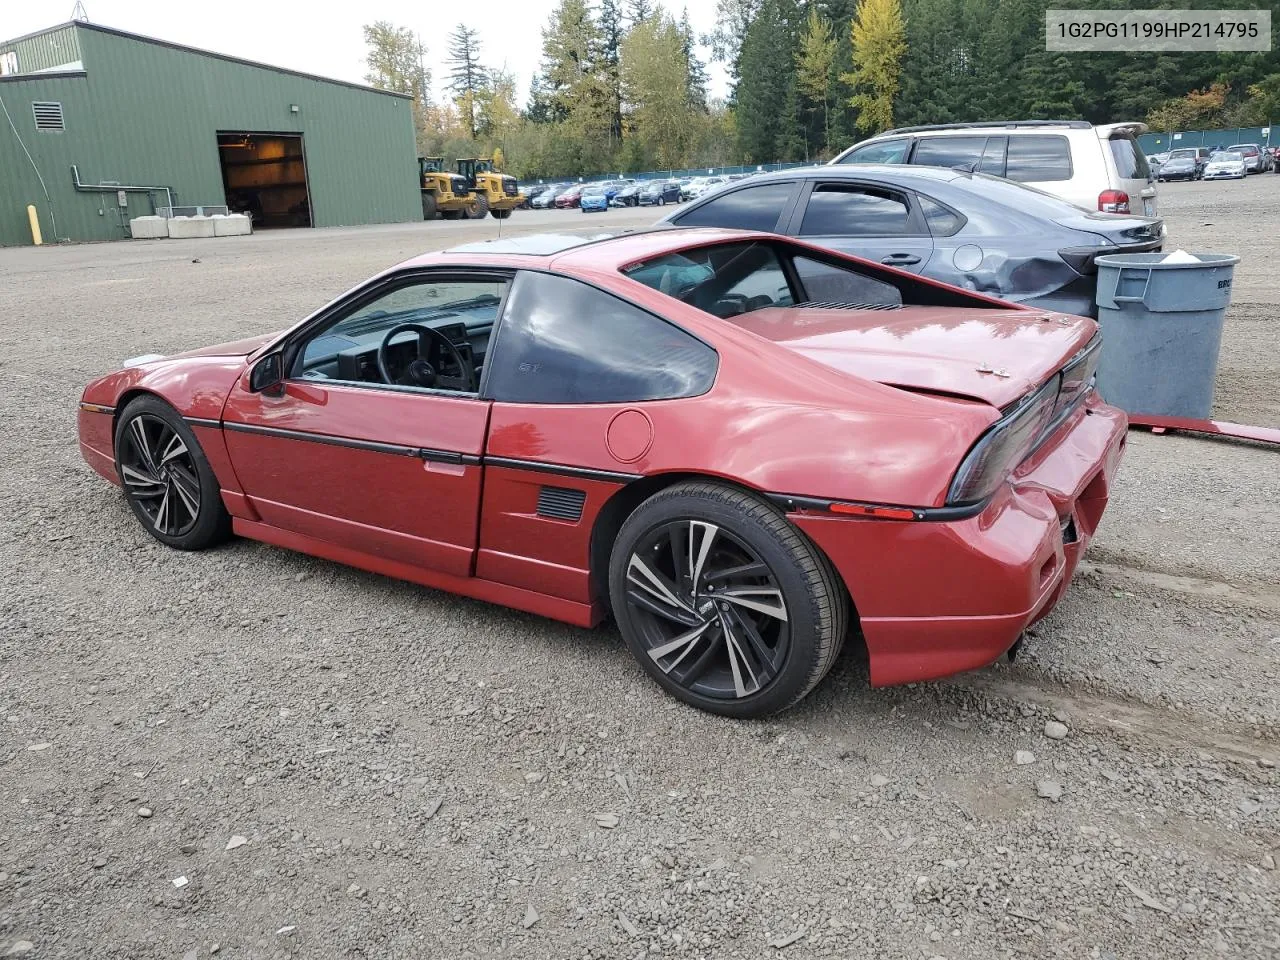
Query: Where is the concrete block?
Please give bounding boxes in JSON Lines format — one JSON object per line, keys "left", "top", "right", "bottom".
{"left": 129, "top": 216, "right": 169, "bottom": 239}
{"left": 212, "top": 214, "right": 252, "bottom": 236}
{"left": 166, "top": 216, "right": 215, "bottom": 239}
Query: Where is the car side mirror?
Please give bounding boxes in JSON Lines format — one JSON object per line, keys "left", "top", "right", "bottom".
{"left": 249, "top": 352, "right": 284, "bottom": 395}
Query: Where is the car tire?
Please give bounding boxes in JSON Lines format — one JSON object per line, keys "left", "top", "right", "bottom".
{"left": 113, "top": 395, "right": 231, "bottom": 551}
{"left": 609, "top": 481, "right": 848, "bottom": 717}
{"left": 658, "top": 196, "right": 665, "bottom": 206}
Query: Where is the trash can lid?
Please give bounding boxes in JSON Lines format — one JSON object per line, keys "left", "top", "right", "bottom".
{"left": 1095, "top": 251, "right": 1240, "bottom": 270}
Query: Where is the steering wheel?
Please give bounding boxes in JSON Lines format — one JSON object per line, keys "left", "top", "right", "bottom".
{"left": 376, "top": 322, "right": 475, "bottom": 391}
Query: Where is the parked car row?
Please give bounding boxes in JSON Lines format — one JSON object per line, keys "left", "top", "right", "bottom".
{"left": 520, "top": 172, "right": 761, "bottom": 212}
{"left": 1151, "top": 142, "right": 1276, "bottom": 179}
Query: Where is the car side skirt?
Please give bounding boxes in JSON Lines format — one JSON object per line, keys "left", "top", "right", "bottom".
{"left": 233, "top": 517, "right": 603, "bottom": 627}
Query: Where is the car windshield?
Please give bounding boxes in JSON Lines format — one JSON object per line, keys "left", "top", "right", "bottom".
{"left": 1211, "top": 152, "right": 1243, "bottom": 161}
{"left": 1227, "top": 145, "right": 1257, "bottom": 154}
{"left": 583, "top": 186, "right": 606, "bottom": 196}
{"left": 1168, "top": 150, "right": 1197, "bottom": 160}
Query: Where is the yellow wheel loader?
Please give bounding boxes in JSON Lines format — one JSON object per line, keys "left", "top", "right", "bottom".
{"left": 456, "top": 158, "right": 523, "bottom": 220}
{"left": 419, "top": 157, "right": 477, "bottom": 220}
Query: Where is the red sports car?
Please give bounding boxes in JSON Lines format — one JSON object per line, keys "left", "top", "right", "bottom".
{"left": 78, "top": 229, "right": 1126, "bottom": 716}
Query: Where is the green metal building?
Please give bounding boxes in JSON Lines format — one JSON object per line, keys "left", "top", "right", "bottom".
{"left": 0, "top": 21, "right": 422, "bottom": 246}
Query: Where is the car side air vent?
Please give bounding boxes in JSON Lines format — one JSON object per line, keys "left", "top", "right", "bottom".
{"left": 796, "top": 300, "right": 902, "bottom": 310}
{"left": 537, "top": 486, "right": 587, "bottom": 522}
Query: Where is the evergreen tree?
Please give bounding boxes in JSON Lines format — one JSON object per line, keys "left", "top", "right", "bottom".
{"left": 679, "top": 7, "right": 709, "bottom": 110}
{"left": 626, "top": 0, "right": 655, "bottom": 24}
{"left": 842, "top": 0, "right": 906, "bottom": 133}
{"left": 709, "top": 0, "right": 764, "bottom": 93}
{"left": 446, "top": 25, "right": 488, "bottom": 140}
{"left": 599, "top": 0, "right": 626, "bottom": 142}
{"left": 735, "top": 0, "right": 802, "bottom": 160}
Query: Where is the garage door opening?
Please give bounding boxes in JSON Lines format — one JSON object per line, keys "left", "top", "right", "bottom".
{"left": 217, "top": 133, "right": 311, "bottom": 228}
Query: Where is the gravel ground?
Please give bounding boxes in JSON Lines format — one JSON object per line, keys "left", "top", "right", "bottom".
{"left": 2, "top": 184, "right": 1278, "bottom": 960}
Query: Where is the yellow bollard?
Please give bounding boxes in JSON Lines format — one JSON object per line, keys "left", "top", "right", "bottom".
{"left": 27, "top": 205, "right": 42, "bottom": 246}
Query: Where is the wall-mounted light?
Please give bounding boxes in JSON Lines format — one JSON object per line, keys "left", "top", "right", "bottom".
{"left": 290, "top": 104, "right": 300, "bottom": 114}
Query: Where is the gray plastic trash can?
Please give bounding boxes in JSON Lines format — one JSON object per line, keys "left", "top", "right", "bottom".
{"left": 1093, "top": 252, "right": 1239, "bottom": 419}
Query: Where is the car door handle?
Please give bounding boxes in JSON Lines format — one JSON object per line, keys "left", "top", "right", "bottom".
{"left": 881, "top": 253, "right": 921, "bottom": 266}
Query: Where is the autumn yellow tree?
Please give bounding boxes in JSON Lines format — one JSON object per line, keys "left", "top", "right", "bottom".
{"left": 796, "top": 6, "right": 837, "bottom": 155}
{"left": 842, "top": 0, "right": 906, "bottom": 135}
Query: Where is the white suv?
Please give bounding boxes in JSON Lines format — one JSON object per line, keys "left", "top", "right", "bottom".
{"left": 830, "top": 121, "right": 1157, "bottom": 216}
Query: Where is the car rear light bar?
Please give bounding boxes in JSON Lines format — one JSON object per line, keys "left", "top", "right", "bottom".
{"left": 946, "top": 335, "right": 1102, "bottom": 507}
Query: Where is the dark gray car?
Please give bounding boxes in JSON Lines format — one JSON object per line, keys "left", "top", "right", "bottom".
{"left": 656, "top": 165, "right": 1164, "bottom": 317}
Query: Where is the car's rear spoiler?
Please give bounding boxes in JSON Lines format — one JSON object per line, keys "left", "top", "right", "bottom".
{"left": 1096, "top": 122, "right": 1148, "bottom": 139}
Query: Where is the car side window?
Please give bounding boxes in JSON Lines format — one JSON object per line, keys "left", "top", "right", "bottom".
{"left": 1005, "top": 135, "right": 1073, "bottom": 182}
{"left": 799, "top": 184, "right": 914, "bottom": 237}
{"left": 793, "top": 255, "right": 902, "bottom": 306}
{"left": 978, "top": 137, "right": 1007, "bottom": 175}
{"left": 918, "top": 196, "right": 965, "bottom": 237}
{"left": 835, "top": 138, "right": 910, "bottom": 164}
{"left": 294, "top": 276, "right": 508, "bottom": 389}
{"left": 485, "top": 271, "right": 718, "bottom": 404}
{"left": 674, "top": 182, "right": 796, "bottom": 232}
{"left": 912, "top": 137, "right": 988, "bottom": 171}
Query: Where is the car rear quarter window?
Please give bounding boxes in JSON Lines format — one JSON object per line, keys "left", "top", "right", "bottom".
{"left": 674, "top": 182, "right": 796, "bottom": 231}
{"left": 912, "top": 136, "right": 988, "bottom": 171}
{"left": 485, "top": 271, "right": 717, "bottom": 404}
{"left": 1106, "top": 136, "right": 1150, "bottom": 179}
{"left": 834, "top": 138, "right": 910, "bottom": 164}
{"left": 799, "top": 184, "right": 913, "bottom": 237}
{"left": 918, "top": 196, "right": 965, "bottom": 237}
{"left": 1005, "top": 135, "right": 1073, "bottom": 182}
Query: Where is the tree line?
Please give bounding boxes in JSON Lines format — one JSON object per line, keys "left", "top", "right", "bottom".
{"left": 362, "top": 0, "right": 1280, "bottom": 181}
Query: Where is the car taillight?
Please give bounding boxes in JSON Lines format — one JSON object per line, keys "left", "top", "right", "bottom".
{"left": 946, "top": 379, "right": 1058, "bottom": 506}
{"left": 1099, "top": 190, "right": 1130, "bottom": 213}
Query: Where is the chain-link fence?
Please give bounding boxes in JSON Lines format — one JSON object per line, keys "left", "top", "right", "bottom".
{"left": 1139, "top": 125, "right": 1274, "bottom": 155}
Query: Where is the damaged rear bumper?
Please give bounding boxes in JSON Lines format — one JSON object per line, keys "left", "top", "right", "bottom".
{"left": 792, "top": 394, "right": 1127, "bottom": 687}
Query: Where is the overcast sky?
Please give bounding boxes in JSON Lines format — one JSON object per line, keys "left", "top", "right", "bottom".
{"left": 9, "top": 0, "right": 729, "bottom": 105}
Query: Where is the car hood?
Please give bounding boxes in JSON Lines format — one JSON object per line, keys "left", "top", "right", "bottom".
{"left": 732, "top": 306, "right": 1096, "bottom": 407}
{"left": 168, "top": 332, "right": 278, "bottom": 360}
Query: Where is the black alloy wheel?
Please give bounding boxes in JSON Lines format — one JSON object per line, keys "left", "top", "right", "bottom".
{"left": 114, "top": 396, "right": 231, "bottom": 550}
{"left": 610, "top": 482, "right": 847, "bottom": 717}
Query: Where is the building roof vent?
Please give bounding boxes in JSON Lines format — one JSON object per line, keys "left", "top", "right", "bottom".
{"left": 32, "top": 101, "right": 64, "bottom": 131}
